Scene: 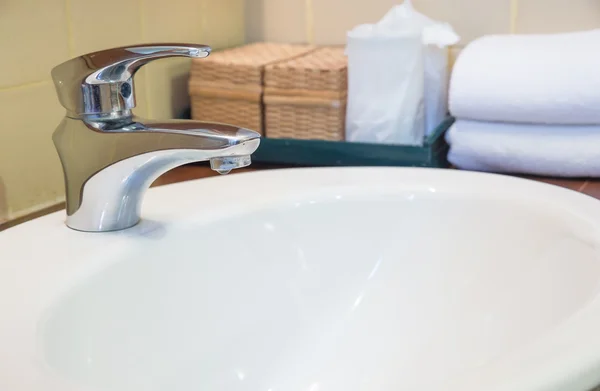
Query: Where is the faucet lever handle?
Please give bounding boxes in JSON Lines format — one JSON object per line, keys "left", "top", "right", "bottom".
{"left": 51, "top": 43, "right": 211, "bottom": 116}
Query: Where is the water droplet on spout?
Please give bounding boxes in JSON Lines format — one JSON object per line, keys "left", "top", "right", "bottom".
{"left": 210, "top": 155, "right": 251, "bottom": 174}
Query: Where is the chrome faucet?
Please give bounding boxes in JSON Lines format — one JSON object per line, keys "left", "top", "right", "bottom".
{"left": 51, "top": 44, "right": 260, "bottom": 232}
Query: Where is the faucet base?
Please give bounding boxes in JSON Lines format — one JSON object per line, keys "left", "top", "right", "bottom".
{"left": 64, "top": 151, "right": 184, "bottom": 232}
{"left": 65, "top": 150, "right": 210, "bottom": 232}
{"left": 66, "top": 217, "right": 140, "bottom": 233}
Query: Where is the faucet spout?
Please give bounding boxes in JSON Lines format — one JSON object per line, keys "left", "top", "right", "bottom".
{"left": 53, "top": 116, "right": 260, "bottom": 232}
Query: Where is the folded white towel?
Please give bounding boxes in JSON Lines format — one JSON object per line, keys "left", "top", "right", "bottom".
{"left": 449, "top": 30, "right": 600, "bottom": 125}
{"left": 446, "top": 120, "right": 600, "bottom": 177}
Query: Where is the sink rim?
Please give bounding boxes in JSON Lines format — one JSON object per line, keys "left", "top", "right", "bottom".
{"left": 3, "top": 167, "right": 600, "bottom": 391}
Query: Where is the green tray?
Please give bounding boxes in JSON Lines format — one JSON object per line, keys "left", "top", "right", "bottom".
{"left": 252, "top": 117, "right": 455, "bottom": 167}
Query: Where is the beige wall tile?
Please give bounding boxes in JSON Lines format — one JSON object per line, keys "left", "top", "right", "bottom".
{"left": 69, "top": 0, "right": 150, "bottom": 117}
{"left": 202, "top": 0, "right": 246, "bottom": 49}
{"left": 69, "top": 0, "right": 143, "bottom": 57}
{"left": 412, "top": 0, "right": 511, "bottom": 43}
{"left": 143, "top": 0, "right": 205, "bottom": 42}
{"left": 245, "top": 0, "right": 307, "bottom": 43}
{"left": 449, "top": 46, "right": 463, "bottom": 71}
{"left": 142, "top": 0, "right": 205, "bottom": 118}
{"left": 134, "top": 68, "right": 151, "bottom": 118}
{"left": 0, "top": 0, "right": 69, "bottom": 87}
{"left": 141, "top": 0, "right": 245, "bottom": 119}
{"left": 0, "top": 82, "right": 65, "bottom": 218}
{"left": 313, "top": 0, "right": 397, "bottom": 45}
{"left": 517, "top": 0, "right": 600, "bottom": 33}
{"left": 310, "top": 0, "right": 510, "bottom": 45}
{"left": 144, "top": 58, "right": 193, "bottom": 119}
{"left": 0, "top": 178, "right": 8, "bottom": 224}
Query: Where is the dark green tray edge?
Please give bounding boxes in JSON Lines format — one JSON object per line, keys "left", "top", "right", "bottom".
{"left": 252, "top": 117, "right": 455, "bottom": 168}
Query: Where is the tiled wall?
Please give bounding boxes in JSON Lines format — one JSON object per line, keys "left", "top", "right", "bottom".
{"left": 0, "top": 0, "right": 244, "bottom": 225}
{"left": 246, "top": 0, "right": 600, "bottom": 60}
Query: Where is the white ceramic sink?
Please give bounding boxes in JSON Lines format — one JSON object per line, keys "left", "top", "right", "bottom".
{"left": 3, "top": 168, "right": 600, "bottom": 391}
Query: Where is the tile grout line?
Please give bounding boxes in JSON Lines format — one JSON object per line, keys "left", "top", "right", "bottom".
{"left": 0, "top": 79, "right": 49, "bottom": 92}
{"left": 138, "top": 0, "right": 146, "bottom": 39}
{"left": 138, "top": 0, "right": 152, "bottom": 118}
{"left": 64, "top": 0, "right": 75, "bottom": 57}
{"left": 200, "top": 0, "right": 208, "bottom": 37}
{"left": 305, "top": 0, "right": 315, "bottom": 45}
{"left": 509, "top": 0, "right": 519, "bottom": 33}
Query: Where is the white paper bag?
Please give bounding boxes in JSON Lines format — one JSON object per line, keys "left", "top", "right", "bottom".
{"left": 345, "top": 0, "right": 459, "bottom": 145}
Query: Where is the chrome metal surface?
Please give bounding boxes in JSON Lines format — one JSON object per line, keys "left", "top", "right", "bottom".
{"left": 51, "top": 44, "right": 210, "bottom": 116}
{"left": 51, "top": 44, "right": 260, "bottom": 232}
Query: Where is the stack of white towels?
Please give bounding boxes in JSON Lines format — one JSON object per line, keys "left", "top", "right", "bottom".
{"left": 446, "top": 29, "right": 600, "bottom": 177}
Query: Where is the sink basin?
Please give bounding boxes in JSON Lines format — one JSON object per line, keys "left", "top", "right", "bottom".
{"left": 3, "top": 167, "right": 600, "bottom": 391}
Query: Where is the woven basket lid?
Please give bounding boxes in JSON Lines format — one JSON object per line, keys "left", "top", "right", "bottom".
{"left": 265, "top": 46, "right": 347, "bottom": 91}
{"left": 201, "top": 43, "right": 314, "bottom": 66}
{"left": 191, "top": 43, "right": 315, "bottom": 86}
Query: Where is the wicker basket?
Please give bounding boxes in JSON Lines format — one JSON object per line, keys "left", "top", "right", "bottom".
{"left": 264, "top": 47, "right": 347, "bottom": 141}
{"left": 189, "top": 43, "right": 315, "bottom": 134}
{"left": 189, "top": 83, "right": 262, "bottom": 131}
